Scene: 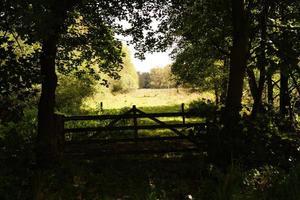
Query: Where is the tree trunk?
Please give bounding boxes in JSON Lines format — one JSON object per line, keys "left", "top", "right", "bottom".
{"left": 220, "top": 58, "right": 229, "bottom": 105}
{"left": 250, "top": 0, "right": 268, "bottom": 118}
{"left": 36, "top": 35, "right": 60, "bottom": 168}
{"left": 213, "top": 0, "right": 249, "bottom": 168}
{"left": 214, "top": 86, "right": 219, "bottom": 105}
{"left": 280, "top": 63, "right": 290, "bottom": 116}
{"left": 34, "top": 0, "right": 76, "bottom": 168}
{"left": 252, "top": 71, "right": 266, "bottom": 117}
{"left": 222, "top": 0, "right": 249, "bottom": 127}
{"left": 246, "top": 68, "right": 258, "bottom": 105}
{"left": 267, "top": 73, "right": 273, "bottom": 107}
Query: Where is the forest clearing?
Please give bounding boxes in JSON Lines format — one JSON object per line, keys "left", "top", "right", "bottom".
{"left": 83, "top": 88, "right": 214, "bottom": 110}
{"left": 1, "top": 0, "right": 300, "bottom": 199}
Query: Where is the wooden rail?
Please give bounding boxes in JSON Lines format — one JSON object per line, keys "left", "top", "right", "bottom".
{"left": 61, "top": 104, "right": 207, "bottom": 154}
{"left": 64, "top": 112, "right": 200, "bottom": 121}
{"left": 64, "top": 123, "right": 206, "bottom": 133}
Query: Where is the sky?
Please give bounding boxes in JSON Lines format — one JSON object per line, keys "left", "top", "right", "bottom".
{"left": 127, "top": 45, "right": 173, "bottom": 73}
{"left": 117, "top": 20, "right": 173, "bottom": 73}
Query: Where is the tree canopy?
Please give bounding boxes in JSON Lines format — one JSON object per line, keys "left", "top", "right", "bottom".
{"left": 1, "top": 0, "right": 299, "bottom": 172}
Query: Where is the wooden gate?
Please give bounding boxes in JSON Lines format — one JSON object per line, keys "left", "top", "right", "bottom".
{"left": 61, "top": 104, "right": 207, "bottom": 157}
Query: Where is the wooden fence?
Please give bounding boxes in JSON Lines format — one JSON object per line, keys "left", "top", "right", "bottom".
{"left": 59, "top": 104, "right": 207, "bottom": 155}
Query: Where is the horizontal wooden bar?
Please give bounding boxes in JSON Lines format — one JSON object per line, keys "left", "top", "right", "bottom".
{"left": 64, "top": 147, "right": 201, "bottom": 157}
{"left": 65, "top": 136, "right": 197, "bottom": 145}
{"left": 64, "top": 123, "right": 206, "bottom": 133}
{"left": 64, "top": 112, "right": 202, "bottom": 121}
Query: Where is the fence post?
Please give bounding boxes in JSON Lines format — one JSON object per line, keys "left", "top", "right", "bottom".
{"left": 181, "top": 103, "right": 185, "bottom": 125}
{"left": 54, "top": 114, "right": 65, "bottom": 159}
{"left": 133, "top": 105, "right": 138, "bottom": 140}
{"left": 100, "top": 102, "right": 103, "bottom": 111}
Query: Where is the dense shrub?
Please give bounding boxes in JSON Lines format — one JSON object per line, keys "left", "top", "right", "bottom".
{"left": 109, "top": 45, "right": 139, "bottom": 93}
{"left": 56, "top": 74, "right": 94, "bottom": 115}
{"left": 0, "top": 105, "right": 37, "bottom": 200}
{"left": 188, "top": 99, "right": 218, "bottom": 119}
{"left": 210, "top": 114, "right": 299, "bottom": 170}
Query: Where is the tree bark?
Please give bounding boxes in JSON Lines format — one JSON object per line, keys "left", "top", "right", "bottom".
{"left": 251, "top": 0, "right": 268, "bottom": 118}
{"left": 214, "top": 0, "right": 249, "bottom": 168}
{"left": 220, "top": 58, "right": 229, "bottom": 105}
{"left": 35, "top": 0, "right": 76, "bottom": 168}
{"left": 214, "top": 86, "right": 219, "bottom": 105}
{"left": 36, "top": 35, "right": 60, "bottom": 167}
{"left": 280, "top": 63, "right": 290, "bottom": 116}
{"left": 246, "top": 68, "right": 258, "bottom": 104}
{"left": 222, "top": 0, "right": 249, "bottom": 128}
{"left": 267, "top": 73, "right": 273, "bottom": 107}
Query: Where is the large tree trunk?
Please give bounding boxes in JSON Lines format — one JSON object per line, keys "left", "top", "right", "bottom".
{"left": 222, "top": 0, "right": 249, "bottom": 128}
{"left": 36, "top": 35, "right": 60, "bottom": 167}
{"left": 252, "top": 71, "right": 266, "bottom": 117}
{"left": 212, "top": 0, "right": 249, "bottom": 168}
{"left": 251, "top": 0, "right": 268, "bottom": 118}
{"left": 34, "top": 0, "right": 77, "bottom": 168}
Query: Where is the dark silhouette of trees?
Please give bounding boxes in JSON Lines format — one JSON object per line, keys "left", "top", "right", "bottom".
{"left": 1, "top": 0, "right": 168, "bottom": 167}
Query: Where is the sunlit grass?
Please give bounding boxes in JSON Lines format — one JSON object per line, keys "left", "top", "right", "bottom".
{"left": 82, "top": 88, "right": 214, "bottom": 111}
{"left": 66, "top": 88, "right": 212, "bottom": 139}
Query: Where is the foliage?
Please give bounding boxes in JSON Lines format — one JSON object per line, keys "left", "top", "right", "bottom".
{"left": 55, "top": 74, "right": 95, "bottom": 115}
{"left": 110, "top": 44, "right": 139, "bottom": 93}
{"left": 1, "top": 0, "right": 172, "bottom": 167}
{"left": 172, "top": 60, "right": 228, "bottom": 103}
{"left": 138, "top": 72, "right": 151, "bottom": 88}
{"left": 138, "top": 65, "right": 176, "bottom": 89}
{"left": 0, "top": 104, "right": 37, "bottom": 200}
{"left": 0, "top": 32, "right": 40, "bottom": 95}
{"left": 1, "top": 0, "right": 299, "bottom": 198}
{"left": 57, "top": 12, "right": 124, "bottom": 84}
{"left": 239, "top": 114, "right": 299, "bottom": 169}
{"left": 203, "top": 110, "right": 300, "bottom": 170}
{"left": 138, "top": 0, "right": 300, "bottom": 119}
{"left": 55, "top": 44, "right": 140, "bottom": 115}
{"left": 139, "top": 0, "right": 232, "bottom": 98}
{"left": 149, "top": 65, "right": 176, "bottom": 89}
{"left": 1, "top": 0, "right": 170, "bottom": 84}
{"left": 188, "top": 99, "right": 218, "bottom": 119}
{"left": 238, "top": 164, "right": 300, "bottom": 200}
{"left": 0, "top": 31, "right": 40, "bottom": 122}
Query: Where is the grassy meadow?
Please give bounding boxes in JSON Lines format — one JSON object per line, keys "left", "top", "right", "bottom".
{"left": 65, "top": 88, "right": 212, "bottom": 140}
{"left": 83, "top": 88, "right": 214, "bottom": 112}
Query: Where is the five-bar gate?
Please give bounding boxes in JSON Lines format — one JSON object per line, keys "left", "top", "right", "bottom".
{"left": 61, "top": 104, "right": 207, "bottom": 157}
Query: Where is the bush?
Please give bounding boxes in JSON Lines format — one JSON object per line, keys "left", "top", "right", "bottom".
{"left": 201, "top": 110, "right": 300, "bottom": 170}
{"left": 241, "top": 164, "right": 300, "bottom": 200}
{"left": 0, "top": 105, "right": 37, "bottom": 200}
{"left": 56, "top": 75, "right": 94, "bottom": 115}
{"left": 188, "top": 99, "right": 218, "bottom": 119}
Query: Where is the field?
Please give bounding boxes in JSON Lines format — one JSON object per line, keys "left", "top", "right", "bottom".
{"left": 58, "top": 89, "right": 212, "bottom": 199}
{"left": 66, "top": 88, "right": 212, "bottom": 141}
{"left": 83, "top": 88, "right": 214, "bottom": 112}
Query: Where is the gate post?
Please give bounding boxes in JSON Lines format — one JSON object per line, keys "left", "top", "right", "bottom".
{"left": 54, "top": 114, "right": 65, "bottom": 159}
{"left": 132, "top": 105, "right": 138, "bottom": 140}
{"left": 181, "top": 103, "right": 185, "bottom": 125}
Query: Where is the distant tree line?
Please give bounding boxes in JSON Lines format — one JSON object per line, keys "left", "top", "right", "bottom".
{"left": 138, "top": 65, "right": 176, "bottom": 89}
{"left": 110, "top": 45, "right": 139, "bottom": 93}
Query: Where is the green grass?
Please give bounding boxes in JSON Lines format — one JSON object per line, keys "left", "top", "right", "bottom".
{"left": 65, "top": 89, "right": 210, "bottom": 139}
{"left": 82, "top": 88, "right": 214, "bottom": 111}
